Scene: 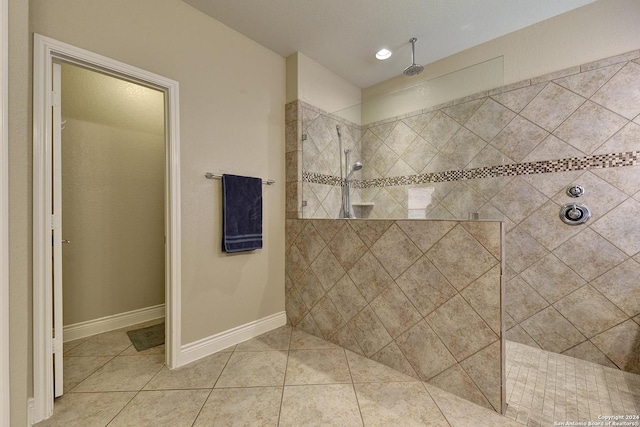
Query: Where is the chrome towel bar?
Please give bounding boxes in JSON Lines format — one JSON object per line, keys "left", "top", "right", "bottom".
{"left": 205, "top": 172, "right": 275, "bottom": 185}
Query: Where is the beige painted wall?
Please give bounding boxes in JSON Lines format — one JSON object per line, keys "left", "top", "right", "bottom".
{"left": 30, "top": 0, "right": 286, "bottom": 345}
{"left": 6, "top": 2, "right": 286, "bottom": 422}
{"left": 61, "top": 63, "right": 165, "bottom": 325}
{"left": 9, "top": 0, "right": 31, "bottom": 423}
{"left": 364, "top": 0, "right": 640, "bottom": 102}
{"left": 288, "top": 51, "right": 361, "bottom": 119}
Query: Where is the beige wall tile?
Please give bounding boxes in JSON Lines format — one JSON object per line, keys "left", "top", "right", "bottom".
{"left": 591, "top": 62, "right": 640, "bottom": 120}
{"left": 465, "top": 98, "right": 516, "bottom": 142}
{"left": 369, "top": 284, "right": 422, "bottom": 338}
{"left": 505, "top": 276, "right": 548, "bottom": 323}
{"left": 310, "top": 296, "right": 346, "bottom": 339}
{"left": 426, "top": 225, "right": 498, "bottom": 290}
{"left": 505, "top": 325, "right": 540, "bottom": 348}
{"left": 591, "top": 198, "right": 640, "bottom": 256}
{"left": 327, "top": 275, "right": 367, "bottom": 323}
{"left": 370, "top": 342, "right": 419, "bottom": 379}
{"left": 327, "top": 223, "right": 368, "bottom": 270}
{"left": 420, "top": 111, "right": 461, "bottom": 150}
{"left": 460, "top": 340, "right": 502, "bottom": 411}
{"left": 370, "top": 224, "right": 422, "bottom": 279}
{"left": 310, "top": 247, "right": 346, "bottom": 291}
{"left": 520, "top": 307, "right": 586, "bottom": 353}
{"left": 347, "top": 306, "right": 393, "bottom": 357}
{"left": 591, "top": 320, "right": 640, "bottom": 374}
{"left": 592, "top": 259, "right": 640, "bottom": 317}
{"left": 553, "top": 285, "right": 628, "bottom": 338}
{"left": 426, "top": 295, "right": 498, "bottom": 362}
{"left": 519, "top": 253, "right": 586, "bottom": 304}
{"left": 553, "top": 228, "right": 627, "bottom": 282}
{"left": 461, "top": 266, "right": 502, "bottom": 334}
{"left": 521, "top": 83, "right": 585, "bottom": 132}
{"left": 347, "top": 250, "right": 393, "bottom": 302}
{"left": 561, "top": 341, "right": 618, "bottom": 369}
{"left": 442, "top": 99, "right": 484, "bottom": 124}
{"left": 429, "top": 364, "right": 492, "bottom": 410}
{"left": 395, "top": 320, "right": 457, "bottom": 381}
{"left": 557, "top": 63, "right": 625, "bottom": 98}
{"left": 554, "top": 101, "right": 627, "bottom": 154}
{"left": 396, "top": 256, "right": 457, "bottom": 317}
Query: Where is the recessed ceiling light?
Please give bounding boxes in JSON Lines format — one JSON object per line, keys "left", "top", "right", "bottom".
{"left": 375, "top": 48, "right": 392, "bottom": 60}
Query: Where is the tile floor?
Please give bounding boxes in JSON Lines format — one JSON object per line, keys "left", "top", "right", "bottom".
{"left": 36, "top": 322, "right": 640, "bottom": 426}
{"left": 505, "top": 340, "right": 640, "bottom": 426}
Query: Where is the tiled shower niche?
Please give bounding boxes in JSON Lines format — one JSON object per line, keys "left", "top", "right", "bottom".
{"left": 285, "top": 218, "right": 505, "bottom": 412}
{"left": 287, "top": 49, "right": 640, "bottom": 375}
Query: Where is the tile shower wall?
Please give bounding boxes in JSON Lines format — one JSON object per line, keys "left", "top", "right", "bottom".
{"left": 285, "top": 218, "right": 505, "bottom": 412}
{"left": 285, "top": 101, "right": 302, "bottom": 219}
{"left": 295, "top": 102, "right": 364, "bottom": 218}
{"left": 294, "top": 50, "right": 640, "bottom": 374}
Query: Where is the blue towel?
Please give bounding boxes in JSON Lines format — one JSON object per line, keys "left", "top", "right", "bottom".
{"left": 222, "top": 174, "right": 263, "bottom": 253}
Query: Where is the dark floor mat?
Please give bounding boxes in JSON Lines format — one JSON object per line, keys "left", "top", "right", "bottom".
{"left": 126, "top": 322, "right": 165, "bottom": 352}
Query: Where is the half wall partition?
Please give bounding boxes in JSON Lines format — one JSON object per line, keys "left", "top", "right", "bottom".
{"left": 285, "top": 58, "right": 507, "bottom": 412}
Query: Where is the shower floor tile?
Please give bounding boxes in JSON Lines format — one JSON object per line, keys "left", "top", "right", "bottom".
{"left": 505, "top": 340, "right": 640, "bottom": 426}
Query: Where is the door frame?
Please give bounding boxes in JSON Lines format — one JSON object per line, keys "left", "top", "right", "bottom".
{"left": 0, "top": 0, "right": 9, "bottom": 425}
{"left": 32, "top": 34, "right": 182, "bottom": 423}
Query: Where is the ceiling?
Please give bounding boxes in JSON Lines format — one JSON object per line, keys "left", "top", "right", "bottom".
{"left": 183, "top": 0, "right": 596, "bottom": 88}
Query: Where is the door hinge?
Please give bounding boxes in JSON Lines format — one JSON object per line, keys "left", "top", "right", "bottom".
{"left": 51, "top": 214, "right": 60, "bottom": 230}
{"left": 51, "top": 90, "right": 60, "bottom": 107}
{"left": 52, "top": 337, "right": 62, "bottom": 354}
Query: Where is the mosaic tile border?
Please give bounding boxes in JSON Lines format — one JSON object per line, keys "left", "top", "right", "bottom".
{"left": 303, "top": 151, "right": 640, "bottom": 188}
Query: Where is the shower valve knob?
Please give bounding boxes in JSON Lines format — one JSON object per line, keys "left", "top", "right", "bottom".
{"left": 567, "top": 185, "right": 584, "bottom": 198}
{"left": 567, "top": 206, "right": 582, "bottom": 220}
{"left": 560, "top": 203, "right": 591, "bottom": 225}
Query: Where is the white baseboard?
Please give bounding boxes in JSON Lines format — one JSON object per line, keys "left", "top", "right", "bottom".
{"left": 178, "top": 311, "right": 286, "bottom": 367}
{"left": 63, "top": 304, "right": 165, "bottom": 342}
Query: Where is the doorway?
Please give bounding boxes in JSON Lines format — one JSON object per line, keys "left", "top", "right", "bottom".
{"left": 57, "top": 59, "right": 166, "bottom": 388}
{"left": 33, "top": 34, "right": 182, "bottom": 424}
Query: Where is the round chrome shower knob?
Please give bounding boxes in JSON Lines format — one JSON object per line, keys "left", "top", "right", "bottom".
{"left": 560, "top": 204, "right": 591, "bottom": 225}
{"left": 566, "top": 185, "right": 585, "bottom": 198}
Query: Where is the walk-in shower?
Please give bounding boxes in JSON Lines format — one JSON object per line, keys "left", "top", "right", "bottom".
{"left": 292, "top": 48, "right": 640, "bottom": 421}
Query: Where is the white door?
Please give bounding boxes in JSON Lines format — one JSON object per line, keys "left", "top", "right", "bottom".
{"left": 52, "top": 62, "right": 64, "bottom": 398}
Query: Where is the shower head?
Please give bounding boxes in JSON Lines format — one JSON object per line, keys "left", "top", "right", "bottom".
{"left": 403, "top": 38, "right": 424, "bottom": 77}
{"left": 336, "top": 125, "right": 342, "bottom": 137}
{"left": 347, "top": 161, "right": 363, "bottom": 179}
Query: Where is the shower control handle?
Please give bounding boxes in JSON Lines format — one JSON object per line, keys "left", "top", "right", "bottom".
{"left": 567, "top": 185, "right": 584, "bottom": 198}
{"left": 567, "top": 205, "right": 582, "bottom": 220}
{"left": 560, "top": 203, "right": 591, "bottom": 226}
